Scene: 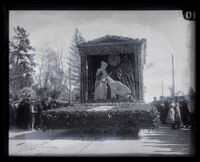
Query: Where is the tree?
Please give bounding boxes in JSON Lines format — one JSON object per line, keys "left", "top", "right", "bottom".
{"left": 35, "top": 46, "right": 69, "bottom": 102}
{"left": 145, "top": 62, "right": 154, "bottom": 69}
{"left": 175, "top": 90, "right": 185, "bottom": 96}
{"left": 68, "top": 28, "right": 85, "bottom": 100}
{"left": 9, "top": 26, "right": 36, "bottom": 100}
{"left": 19, "top": 87, "right": 36, "bottom": 103}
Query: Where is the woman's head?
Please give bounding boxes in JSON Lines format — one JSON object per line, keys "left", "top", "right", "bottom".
{"left": 101, "top": 61, "right": 108, "bottom": 68}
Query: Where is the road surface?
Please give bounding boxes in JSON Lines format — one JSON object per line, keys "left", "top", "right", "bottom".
{"left": 9, "top": 125, "right": 195, "bottom": 157}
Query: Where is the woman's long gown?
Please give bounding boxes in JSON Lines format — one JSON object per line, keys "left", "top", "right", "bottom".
{"left": 94, "top": 68, "right": 108, "bottom": 100}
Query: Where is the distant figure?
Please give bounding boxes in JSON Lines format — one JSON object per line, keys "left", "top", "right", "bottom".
{"left": 29, "top": 103, "right": 38, "bottom": 130}
{"left": 35, "top": 100, "right": 43, "bottom": 129}
{"left": 16, "top": 101, "right": 31, "bottom": 129}
{"left": 166, "top": 102, "right": 175, "bottom": 129}
{"left": 152, "top": 97, "right": 158, "bottom": 107}
{"left": 187, "top": 99, "right": 195, "bottom": 129}
{"left": 152, "top": 97, "right": 159, "bottom": 113}
{"left": 94, "top": 61, "right": 109, "bottom": 100}
{"left": 159, "top": 103, "right": 166, "bottom": 124}
{"left": 174, "top": 101, "right": 182, "bottom": 129}
{"left": 164, "top": 99, "right": 171, "bottom": 121}
{"left": 106, "top": 75, "right": 132, "bottom": 99}
{"left": 179, "top": 98, "right": 190, "bottom": 127}
{"left": 9, "top": 100, "right": 15, "bottom": 128}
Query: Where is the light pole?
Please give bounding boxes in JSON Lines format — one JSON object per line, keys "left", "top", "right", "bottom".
{"left": 161, "top": 80, "right": 163, "bottom": 97}
{"left": 67, "top": 57, "right": 71, "bottom": 105}
{"left": 172, "top": 54, "right": 175, "bottom": 98}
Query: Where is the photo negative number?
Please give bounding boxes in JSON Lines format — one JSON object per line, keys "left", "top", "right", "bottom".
{"left": 182, "top": 10, "right": 196, "bottom": 21}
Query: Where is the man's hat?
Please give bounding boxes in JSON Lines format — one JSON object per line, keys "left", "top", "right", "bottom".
{"left": 170, "top": 102, "right": 175, "bottom": 108}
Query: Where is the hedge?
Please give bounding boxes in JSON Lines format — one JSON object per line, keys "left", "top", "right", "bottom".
{"left": 40, "top": 104, "right": 160, "bottom": 136}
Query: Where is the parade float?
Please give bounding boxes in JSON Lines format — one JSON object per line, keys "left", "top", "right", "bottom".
{"left": 40, "top": 35, "right": 160, "bottom": 135}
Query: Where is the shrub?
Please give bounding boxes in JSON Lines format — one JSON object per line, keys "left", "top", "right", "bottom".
{"left": 19, "top": 87, "right": 36, "bottom": 103}
{"left": 40, "top": 104, "right": 160, "bottom": 136}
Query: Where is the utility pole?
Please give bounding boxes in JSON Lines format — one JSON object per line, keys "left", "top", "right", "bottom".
{"left": 172, "top": 54, "right": 175, "bottom": 98}
{"left": 161, "top": 80, "right": 163, "bottom": 97}
{"left": 68, "top": 59, "right": 71, "bottom": 104}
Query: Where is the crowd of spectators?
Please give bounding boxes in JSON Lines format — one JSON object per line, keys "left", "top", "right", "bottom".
{"left": 9, "top": 97, "right": 70, "bottom": 130}
{"left": 152, "top": 94, "right": 195, "bottom": 130}
{"left": 9, "top": 88, "right": 196, "bottom": 131}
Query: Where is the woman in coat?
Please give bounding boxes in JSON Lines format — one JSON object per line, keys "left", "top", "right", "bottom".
{"left": 174, "top": 102, "right": 182, "bottom": 129}
{"left": 94, "top": 61, "right": 109, "bottom": 100}
{"left": 166, "top": 102, "right": 176, "bottom": 129}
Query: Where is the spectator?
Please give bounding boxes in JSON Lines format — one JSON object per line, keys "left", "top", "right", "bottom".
{"left": 42, "top": 98, "right": 50, "bottom": 111}
{"left": 16, "top": 100, "right": 31, "bottom": 129}
{"left": 174, "top": 101, "right": 182, "bottom": 129}
{"left": 163, "top": 99, "right": 170, "bottom": 123}
{"left": 166, "top": 102, "right": 175, "bottom": 129}
{"left": 152, "top": 97, "right": 157, "bottom": 107}
{"left": 9, "top": 99, "right": 15, "bottom": 128}
{"left": 30, "top": 103, "right": 38, "bottom": 130}
{"left": 187, "top": 98, "right": 195, "bottom": 130}
{"left": 159, "top": 103, "right": 166, "bottom": 124}
{"left": 152, "top": 97, "right": 160, "bottom": 112}
{"left": 179, "top": 98, "right": 190, "bottom": 127}
{"left": 35, "top": 100, "right": 42, "bottom": 130}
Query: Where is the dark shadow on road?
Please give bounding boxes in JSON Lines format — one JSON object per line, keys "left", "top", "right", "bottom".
{"left": 9, "top": 124, "right": 195, "bottom": 155}
{"left": 141, "top": 125, "right": 195, "bottom": 155}
{"left": 9, "top": 128, "right": 142, "bottom": 141}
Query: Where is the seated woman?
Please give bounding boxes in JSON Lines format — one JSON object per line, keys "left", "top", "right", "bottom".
{"left": 94, "top": 61, "right": 109, "bottom": 100}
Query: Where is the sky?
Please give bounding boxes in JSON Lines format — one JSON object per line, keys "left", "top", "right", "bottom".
{"left": 9, "top": 10, "right": 195, "bottom": 102}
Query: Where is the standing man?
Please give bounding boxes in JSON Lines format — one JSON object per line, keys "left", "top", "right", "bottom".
{"left": 160, "top": 103, "right": 166, "bottom": 124}
{"left": 187, "top": 96, "right": 195, "bottom": 130}
{"left": 179, "top": 97, "right": 190, "bottom": 127}
{"left": 30, "top": 102, "right": 38, "bottom": 130}
{"left": 174, "top": 98, "right": 182, "bottom": 129}
{"left": 35, "top": 99, "right": 43, "bottom": 130}
{"left": 152, "top": 97, "right": 158, "bottom": 108}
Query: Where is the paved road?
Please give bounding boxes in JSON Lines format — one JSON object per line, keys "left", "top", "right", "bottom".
{"left": 9, "top": 125, "right": 194, "bottom": 157}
